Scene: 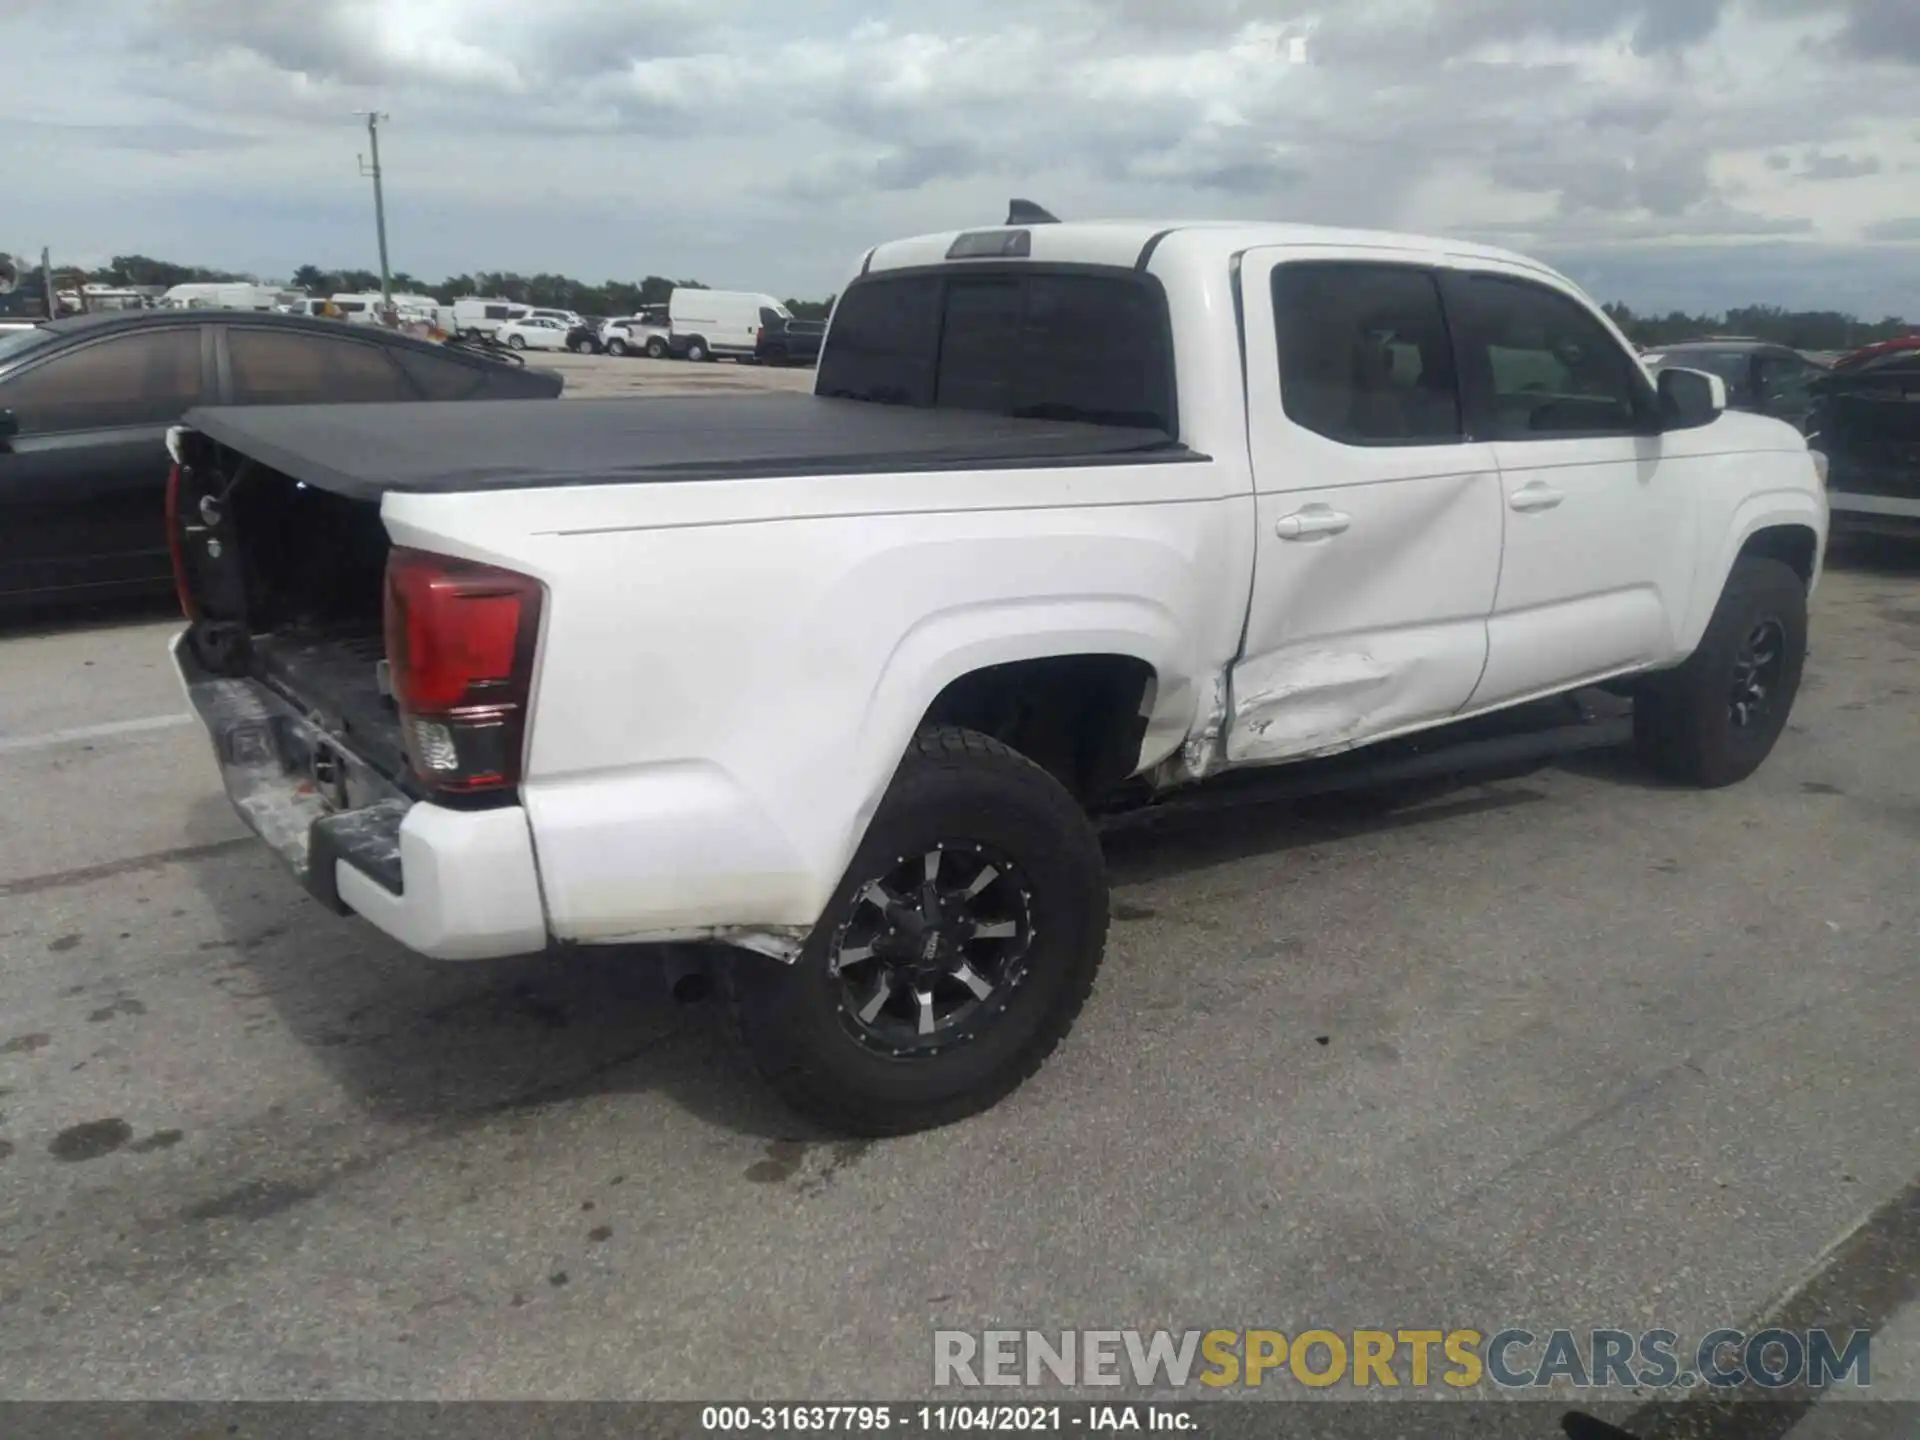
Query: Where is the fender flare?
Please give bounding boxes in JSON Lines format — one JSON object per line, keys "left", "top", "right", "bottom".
{"left": 1679, "top": 488, "right": 1826, "bottom": 654}
{"left": 832, "top": 595, "right": 1190, "bottom": 874}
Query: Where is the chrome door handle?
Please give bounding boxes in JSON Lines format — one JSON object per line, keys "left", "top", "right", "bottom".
{"left": 1509, "top": 482, "right": 1565, "bottom": 512}
{"left": 1275, "top": 505, "right": 1352, "bottom": 540}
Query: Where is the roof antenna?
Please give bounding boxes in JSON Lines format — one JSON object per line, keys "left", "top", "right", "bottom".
{"left": 1007, "top": 198, "right": 1059, "bottom": 225}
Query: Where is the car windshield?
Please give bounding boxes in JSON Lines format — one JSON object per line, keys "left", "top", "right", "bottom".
{"left": 0, "top": 325, "right": 55, "bottom": 364}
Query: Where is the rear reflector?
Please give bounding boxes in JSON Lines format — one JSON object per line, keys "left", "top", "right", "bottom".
{"left": 383, "top": 548, "right": 543, "bottom": 797}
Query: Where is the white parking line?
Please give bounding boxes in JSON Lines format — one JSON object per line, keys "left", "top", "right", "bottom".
{"left": 0, "top": 713, "right": 194, "bottom": 755}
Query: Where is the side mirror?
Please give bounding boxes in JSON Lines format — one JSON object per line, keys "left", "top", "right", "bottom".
{"left": 1656, "top": 366, "right": 1726, "bottom": 430}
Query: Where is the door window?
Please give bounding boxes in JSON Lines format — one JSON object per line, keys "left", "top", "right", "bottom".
{"left": 0, "top": 327, "right": 203, "bottom": 434}
{"left": 1454, "top": 274, "right": 1651, "bottom": 438}
{"left": 228, "top": 328, "right": 412, "bottom": 404}
{"left": 1270, "top": 262, "right": 1462, "bottom": 445}
{"left": 389, "top": 346, "right": 488, "bottom": 400}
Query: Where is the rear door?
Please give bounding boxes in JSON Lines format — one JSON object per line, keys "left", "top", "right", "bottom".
{"left": 1228, "top": 248, "right": 1504, "bottom": 763}
{"left": 0, "top": 324, "right": 212, "bottom": 600}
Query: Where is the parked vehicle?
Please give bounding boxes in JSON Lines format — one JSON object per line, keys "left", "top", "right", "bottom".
{"left": 452, "top": 298, "right": 533, "bottom": 340}
{"left": 1638, "top": 339, "right": 1829, "bottom": 432}
{"left": 160, "top": 282, "right": 304, "bottom": 312}
{"left": 1832, "top": 335, "right": 1920, "bottom": 372}
{"left": 755, "top": 309, "right": 826, "bottom": 366}
{"left": 0, "top": 310, "right": 561, "bottom": 607}
{"left": 167, "top": 210, "right": 1826, "bottom": 1135}
{"left": 495, "top": 315, "right": 573, "bottom": 352}
{"left": 1807, "top": 346, "right": 1920, "bottom": 538}
{"left": 669, "top": 288, "right": 787, "bottom": 361}
{"left": 601, "top": 308, "right": 672, "bottom": 358}
{"left": 323, "top": 292, "right": 442, "bottom": 327}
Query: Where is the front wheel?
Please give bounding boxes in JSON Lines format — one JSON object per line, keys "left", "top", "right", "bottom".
{"left": 725, "top": 727, "right": 1109, "bottom": 1136}
{"left": 1632, "top": 555, "right": 1807, "bottom": 787}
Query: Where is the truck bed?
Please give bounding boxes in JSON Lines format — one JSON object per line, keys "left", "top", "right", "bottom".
{"left": 180, "top": 393, "right": 1197, "bottom": 500}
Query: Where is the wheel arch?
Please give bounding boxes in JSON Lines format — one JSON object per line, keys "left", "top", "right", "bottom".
{"left": 1678, "top": 491, "right": 1825, "bottom": 654}
{"left": 836, "top": 601, "right": 1194, "bottom": 878}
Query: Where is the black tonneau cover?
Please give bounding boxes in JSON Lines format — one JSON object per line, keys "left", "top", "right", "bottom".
{"left": 180, "top": 393, "right": 1193, "bottom": 500}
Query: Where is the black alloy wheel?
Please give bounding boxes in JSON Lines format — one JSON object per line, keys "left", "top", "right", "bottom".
{"left": 826, "top": 842, "right": 1034, "bottom": 1058}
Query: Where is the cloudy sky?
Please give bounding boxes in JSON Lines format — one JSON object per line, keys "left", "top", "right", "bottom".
{"left": 5, "top": 0, "right": 1919, "bottom": 314}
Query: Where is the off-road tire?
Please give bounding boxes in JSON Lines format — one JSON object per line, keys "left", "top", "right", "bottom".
{"left": 723, "top": 726, "right": 1109, "bottom": 1137}
{"left": 1632, "top": 555, "right": 1807, "bottom": 788}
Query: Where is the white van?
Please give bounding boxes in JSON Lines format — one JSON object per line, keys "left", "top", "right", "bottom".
{"left": 161, "top": 282, "right": 302, "bottom": 312}
{"left": 328, "top": 291, "right": 441, "bottom": 326}
{"left": 668, "top": 288, "right": 788, "bottom": 362}
{"left": 451, "top": 297, "right": 533, "bottom": 339}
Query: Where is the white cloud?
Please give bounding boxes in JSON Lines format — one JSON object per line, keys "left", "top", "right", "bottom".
{"left": 2, "top": 0, "right": 1918, "bottom": 313}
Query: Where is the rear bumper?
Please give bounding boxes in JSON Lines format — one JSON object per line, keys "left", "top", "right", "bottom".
{"left": 171, "top": 631, "right": 548, "bottom": 960}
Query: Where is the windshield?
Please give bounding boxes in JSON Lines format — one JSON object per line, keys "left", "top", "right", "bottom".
{"left": 0, "top": 325, "right": 54, "bottom": 365}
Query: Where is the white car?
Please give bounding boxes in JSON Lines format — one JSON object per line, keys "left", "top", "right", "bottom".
{"left": 600, "top": 311, "right": 672, "bottom": 358}
{"left": 494, "top": 315, "right": 571, "bottom": 352}
{"left": 169, "top": 209, "right": 1827, "bottom": 1136}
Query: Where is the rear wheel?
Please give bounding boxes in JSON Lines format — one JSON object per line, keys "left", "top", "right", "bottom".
{"left": 725, "top": 727, "right": 1109, "bottom": 1136}
{"left": 1632, "top": 555, "right": 1807, "bottom": 787}
{"left": 645, "top": 337, "right": 669, "bottom": 359}
{"left": 606, "top": 338, "right": 628, "bottom": 357}
{"left": 684, "top": 338, "right": 710, "bottom": 363}
{"left": 506, "top": 334, "right": 526, "bottom": 351}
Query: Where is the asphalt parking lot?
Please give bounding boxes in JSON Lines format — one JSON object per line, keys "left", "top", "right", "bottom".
{"left": 0, "top": 377, "right": 1915, "bottom": 1406}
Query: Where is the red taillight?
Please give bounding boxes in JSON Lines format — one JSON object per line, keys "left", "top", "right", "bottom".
{"left": 382, "top": 547, "right": 543, "bottom": 797}
{"left": 164, "top": 463, "right": 200, "bottom": 621}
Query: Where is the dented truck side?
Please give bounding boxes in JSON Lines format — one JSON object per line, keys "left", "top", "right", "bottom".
{"left": 171, "top": 215, "right": 1828, "bottom": 1134}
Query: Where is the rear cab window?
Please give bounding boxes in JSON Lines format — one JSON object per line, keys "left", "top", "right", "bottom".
{"left": 815, "top": 266, "right": 1176, "bottom": 433}
{"left": 1270, "top": 261, "right": 1463, "bottom": 446}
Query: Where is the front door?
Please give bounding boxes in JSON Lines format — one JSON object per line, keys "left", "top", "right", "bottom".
{"left": 1441, "top": 267, "right": 1700, "bottom": 709}
{"left": 0, "top": 325, "right": 210, "bottom": 602}
{"left": 1226, "top": 248, "right": 1505, "bottom": 764}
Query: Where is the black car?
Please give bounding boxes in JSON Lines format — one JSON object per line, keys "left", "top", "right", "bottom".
{"left": 754, "top": 308, "right": 826, "bottom": 367}
{"left": 0, "top": 310, "right": 562, "bottom": 607}
{"left": 1807, "top": 347, "right": 1920, "bottom": 539}
{"left": 1637, "top": 339, "right": 1828, "bottom": 431}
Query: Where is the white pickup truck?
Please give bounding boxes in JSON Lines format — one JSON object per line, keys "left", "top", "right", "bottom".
{"left": 167, "top": 213, "right": 1828, "bottom": 1135}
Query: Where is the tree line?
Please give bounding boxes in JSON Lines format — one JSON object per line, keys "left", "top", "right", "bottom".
{"left": 7, "top": 252, "right": 1910, "bottom": 345}
{"left": 1599, "top": 301, "right": 1911, "bottom": 353}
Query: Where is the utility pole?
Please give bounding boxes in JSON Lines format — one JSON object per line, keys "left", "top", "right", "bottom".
{"left": 41, "top": 247, "right": 55, "bottom": 317}
{"left": 355, "top": 111, "right": 393, "bottom": 312}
